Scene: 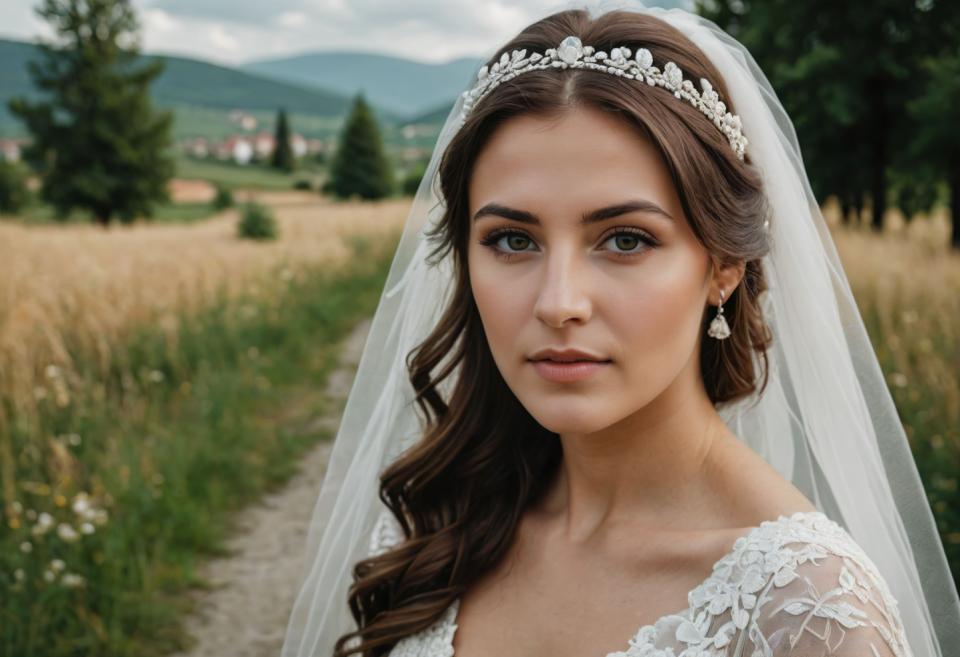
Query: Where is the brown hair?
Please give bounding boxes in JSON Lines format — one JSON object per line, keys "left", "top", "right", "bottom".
{"left": 334, "top": 8, "right": 772, "bottom": 656}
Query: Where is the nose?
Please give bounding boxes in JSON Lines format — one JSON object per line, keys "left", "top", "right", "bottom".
{"left": 532, "top": 243, "right": 593, "bottom": 328}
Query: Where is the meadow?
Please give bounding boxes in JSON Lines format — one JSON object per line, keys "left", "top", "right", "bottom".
{"left": 0, "top": 191, "right": 956, "bottom": 656}
{"left": 0, "top": 194, "right": 408, "bottom": 655}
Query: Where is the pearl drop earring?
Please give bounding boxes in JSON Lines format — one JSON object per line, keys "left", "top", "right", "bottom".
{"left": 708, "top": 288, "right": 731, "bottom": 340}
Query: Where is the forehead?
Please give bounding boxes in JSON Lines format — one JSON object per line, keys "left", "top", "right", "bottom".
{"left": 468, "top": 105, "right": 680, "bottom": 221}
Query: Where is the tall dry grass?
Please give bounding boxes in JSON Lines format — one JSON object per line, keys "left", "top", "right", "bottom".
{"left": 0, "top": 193, "right": 410, "bottom": 434}
{"left": 824, "top": 199, "right": 960, "bottom": 586}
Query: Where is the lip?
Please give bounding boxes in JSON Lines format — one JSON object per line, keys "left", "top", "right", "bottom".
{"left": 527, "top": 347, "right": 610, "bottom": 363}
{"left": 530, "top": 359, "right": 610, "bottom": 383}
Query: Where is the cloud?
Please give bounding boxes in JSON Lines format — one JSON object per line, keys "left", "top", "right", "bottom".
{"left": 4, "top": 0, "right": 695, "bottom": 66}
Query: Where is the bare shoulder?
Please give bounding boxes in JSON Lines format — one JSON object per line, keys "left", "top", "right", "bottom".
{"left": 708, "top": 430, "right": 818, "bottom": 525}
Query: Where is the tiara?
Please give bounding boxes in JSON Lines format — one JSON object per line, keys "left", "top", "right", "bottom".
{"left": 458, "top": 35, "right": 748, "bottom": 161}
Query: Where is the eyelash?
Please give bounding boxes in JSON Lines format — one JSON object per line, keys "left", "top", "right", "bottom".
{"left": 478, "top": 227, "right": 657, "bottom": 261}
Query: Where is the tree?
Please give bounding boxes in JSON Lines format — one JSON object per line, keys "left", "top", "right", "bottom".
{"left": 8, "top": 0, "right": 174, "bottom": 226}
{"left": 906, "top": 2, "right": 960, "bottom": 250}
{"left": 270, "top": 107, "right": 295, "bottom": 172}
{"left": 696, "top": 0, "right": 926, "bottom": 233}
{"left": 324, "top": 93, "right": 394, "bottom": 200}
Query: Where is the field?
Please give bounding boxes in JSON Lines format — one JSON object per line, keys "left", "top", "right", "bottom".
{"left": 0, "top": 191, "right": 957, "bottom": 656}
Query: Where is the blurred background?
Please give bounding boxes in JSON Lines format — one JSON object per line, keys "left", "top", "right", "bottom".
{"left": 0, "top": 1, "right": 957, "bottom": 656}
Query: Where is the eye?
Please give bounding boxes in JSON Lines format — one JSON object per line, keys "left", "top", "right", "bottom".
{"left": 600, "top": 227, "right": 657, "bottom": 258}
{"left": 477, "top": 227, "right": 657, "bottom": 261}
{"left": 478, "top": 229, "right": 538, "bottom": 261}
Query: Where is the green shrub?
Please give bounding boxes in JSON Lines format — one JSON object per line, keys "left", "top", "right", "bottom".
{"left": 0, "top": 159, "right": 29, "bottom": 214}
{"left": 211, "top": 184, "right": 234, "bottom": 210}
{"left": 237, "top": 201, "right": 278, "bottom": 240}
{"left": 292, "top": 179, "right": 312, "bottom": 191}
{"left": 401, "top": 163, "right": 427, "bottom": 196}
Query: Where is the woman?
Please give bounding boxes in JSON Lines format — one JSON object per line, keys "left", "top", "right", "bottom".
{"left": 281, "top": 3, "right": 960, "bottom": 657}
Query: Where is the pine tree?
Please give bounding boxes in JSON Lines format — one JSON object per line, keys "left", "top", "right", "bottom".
{"left": 325, "top": 93, "right": 394, "bottom": 200}
{"left": 271, "top": 107, "right": 295, "bottom": 172}
{"left": 8, "top": 0, "right": 174, "bottom": 226}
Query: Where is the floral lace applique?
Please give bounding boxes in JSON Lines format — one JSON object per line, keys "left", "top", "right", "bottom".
{"left": 370, "top": 509, "right": 912, "bottom": 657}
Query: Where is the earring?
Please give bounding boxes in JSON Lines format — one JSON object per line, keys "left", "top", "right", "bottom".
{"left": 708, "top": 288, "right": 731, "bottom": 340}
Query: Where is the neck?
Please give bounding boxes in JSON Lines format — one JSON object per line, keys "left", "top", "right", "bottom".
{"left": 536, "top": 369, "right": 732, "bottom": 545}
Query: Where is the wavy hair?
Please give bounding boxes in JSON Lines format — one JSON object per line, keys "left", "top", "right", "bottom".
{"left": 334, "top": 8, "right": 773, "bottom": 657}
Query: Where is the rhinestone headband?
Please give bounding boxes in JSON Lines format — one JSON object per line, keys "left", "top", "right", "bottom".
{"left": 459, "top": 35, "right": 748, "bottom": 161}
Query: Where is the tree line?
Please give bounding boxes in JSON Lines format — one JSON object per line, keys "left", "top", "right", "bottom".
{"left": 697, "top": 0, "right": 960, "bottom": 248}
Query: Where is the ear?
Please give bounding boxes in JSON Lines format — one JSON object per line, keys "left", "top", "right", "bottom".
{"left": 709, "top": 258, "right": 746, "bottom": 306}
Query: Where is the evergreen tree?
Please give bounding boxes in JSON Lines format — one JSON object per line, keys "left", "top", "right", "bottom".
{"left": 325, "top": 93, "right": 394, "bottom": 200}
{"left": 8, "top": 0, "right": 174, "bottom": 226}
{"left": 271, "top": 107, "right": 295, "bottom": 172}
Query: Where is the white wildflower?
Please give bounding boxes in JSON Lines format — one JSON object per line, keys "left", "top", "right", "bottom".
{"left": 57, "top": 523, "right": 80, "bottom": 543}
{"left": 80, "top": 522, "right": 95, "bottom": 535}
{"left": 72, "top": 493, "right": 91, "bottom": 516}
{"left": 20, "top": 541, "right": 32, "bottom": 554}
{"left": 50, "top": 558, "right": 65, "bottom": 573}
{"left": 62, "top": 572, "right": 86, "bottom": 588}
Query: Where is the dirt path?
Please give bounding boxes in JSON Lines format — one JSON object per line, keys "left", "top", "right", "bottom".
{"left": 170, "top": 316, "right": 372, "bottom": 657}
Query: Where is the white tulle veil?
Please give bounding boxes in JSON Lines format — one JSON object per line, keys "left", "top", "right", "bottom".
{"left": 280, "top": 1, "right": 960, "bottom": 655}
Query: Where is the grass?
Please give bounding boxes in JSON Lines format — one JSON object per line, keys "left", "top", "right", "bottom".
{"left": 0, "top": 230, "right": 399, "bottom": 657}
{"left": 4, "top": 198, "right": 220, "bottom": 225}
{"left": 174, "top": 155, "right": 326, "bottom": 191}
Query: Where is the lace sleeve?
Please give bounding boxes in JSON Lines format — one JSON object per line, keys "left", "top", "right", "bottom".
{"left": 741, "top": 546, "right": 915, "bottom": 657}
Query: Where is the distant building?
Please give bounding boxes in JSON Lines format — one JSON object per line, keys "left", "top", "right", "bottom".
{"left": 0, "top": 138, "right": 26, "bottom": 162}
{"left": 228, "top": 110, "right": 258, "bottom": 131}
{"left": 291, "top": 133, "right": 307, "bottom": 157}
{"left": 253, "top": 131, "right": 275, "bottom": 159}
{"left": 184, "top": 137, "right": 210, "bottom": 158}
{"left": 217, "top": 135, "right": 253, "bottom": 164}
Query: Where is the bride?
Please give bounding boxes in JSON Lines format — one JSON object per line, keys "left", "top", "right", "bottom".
{"left": 281, "top": 3, "right": 960, "bottom": 657}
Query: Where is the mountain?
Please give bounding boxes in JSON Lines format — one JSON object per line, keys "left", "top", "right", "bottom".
{"left": 0, "top": 37, "right": 404, "bottom": 133}
{"left": 241, "top": 51, "right": 482, "bottom": 119}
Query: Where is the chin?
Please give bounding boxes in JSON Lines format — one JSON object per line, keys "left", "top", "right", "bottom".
{"left": 520, "top": 397, "right": 615, "bottom": 435}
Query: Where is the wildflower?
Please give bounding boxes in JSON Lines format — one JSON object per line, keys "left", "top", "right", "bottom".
{"left": 92, "top": 508, "right": 109, "bottom": 526}
{"left": 67, "top": 433, "right": 82, "bottom": 446}
{"left": 62, "top": 573, "right": 85, "bottom": 588}
{"left": 20, "top": 541, "right": 32, "bottom": 554}
{"left": 72, "top": 493, "right": 91, "bottom": 516}
{"left": 44, "top": 364, "right": 61, "bottom": 379}
{"left": 43, "top": 569, "right": 55, "bottom": 583}
{"left": 50, "top": 559, "right": 65, "bottom": 573}
{"left": 57, "top": 523, "right": 80, "bottom": 543}
{"left": 32, "top": 512, "right": 55, "bottom": 537}
{"left": 80, "top": 522, "right": 95, "bottom": 535}
{"left": 13, "top": 568, "right": 25, "bottom": 582}
{"left": 11, "top": 501, "right": 23, "bottom": 514}
{"left": 149, "top": 370, "right": 165, "bottom": 382}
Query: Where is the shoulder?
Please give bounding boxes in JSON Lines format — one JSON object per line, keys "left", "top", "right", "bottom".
{"left": 733, "top": 513, "right": 913, "bottom": 657}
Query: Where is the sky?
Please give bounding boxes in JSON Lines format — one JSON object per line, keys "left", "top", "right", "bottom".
{"left": 0, "top": 0, "right": 693, "bottom": 66}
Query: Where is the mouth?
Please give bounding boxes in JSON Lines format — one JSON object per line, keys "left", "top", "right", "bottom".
{"left": 528, "top": 358, "right": 611, "bottom": 382}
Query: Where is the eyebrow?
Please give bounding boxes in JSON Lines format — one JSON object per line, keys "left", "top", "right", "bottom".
{"left": 471, "top": 199, "right": 675, "bottom": 225}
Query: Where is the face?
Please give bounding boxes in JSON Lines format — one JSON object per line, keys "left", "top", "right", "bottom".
{"left": 467, "top": 105, "right": 731, "bottom": 434}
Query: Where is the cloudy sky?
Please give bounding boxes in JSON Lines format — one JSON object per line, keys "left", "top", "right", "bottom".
{"left": 1, "top": 0, "right": 692, "bottom": 66}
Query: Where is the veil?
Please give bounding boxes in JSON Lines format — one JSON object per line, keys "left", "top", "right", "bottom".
{"left": 280, "top": 2, "right": 960, "bottom": 656}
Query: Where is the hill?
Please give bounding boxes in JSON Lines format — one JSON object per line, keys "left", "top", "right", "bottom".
{"left": 0, "top": 38, "right": 404, "bottom": 136}
{"left": 242, "top": 51, "right": 480, "bottom": 119}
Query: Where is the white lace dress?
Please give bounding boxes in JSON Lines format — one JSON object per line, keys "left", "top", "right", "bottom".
{"left": 367, "top": 510, "right": 914, "bottom": 657}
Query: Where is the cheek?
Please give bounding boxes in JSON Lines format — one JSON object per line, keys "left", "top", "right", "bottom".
{"left": 606, "top": 252, "right": 707, "bottom": 378}
{"left": 469, "top": 254, "right": 529, "bottom": 360}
